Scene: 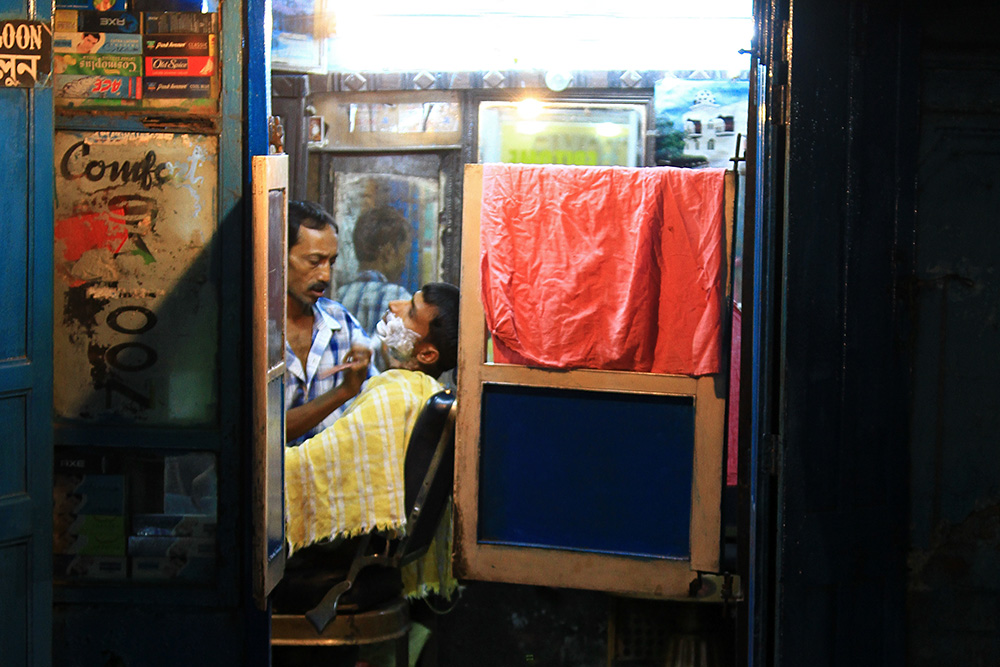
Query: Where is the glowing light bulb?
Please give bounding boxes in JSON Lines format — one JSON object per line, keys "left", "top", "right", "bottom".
{"left": 517, "top": 98, "right": 544, "bottom": 119}
{"left": 596, "top": 123, "right": 623, "bottom": 138}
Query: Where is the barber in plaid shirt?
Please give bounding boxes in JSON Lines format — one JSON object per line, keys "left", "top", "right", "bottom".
{"left": 284, "top": 201, "right": 376, "bottom": 447}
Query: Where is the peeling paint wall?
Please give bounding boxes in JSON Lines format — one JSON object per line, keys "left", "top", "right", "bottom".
{"left": 53, "top": 131, "right": 219, "bottom": 424}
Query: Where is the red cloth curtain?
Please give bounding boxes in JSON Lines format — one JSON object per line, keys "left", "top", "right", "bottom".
{"left": 480, "top": 163, "right": 726, "bottom": 375}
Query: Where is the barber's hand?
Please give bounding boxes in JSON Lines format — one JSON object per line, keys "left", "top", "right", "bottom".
{"left": 338, "top": 344, "right": 371, "bottom": 398}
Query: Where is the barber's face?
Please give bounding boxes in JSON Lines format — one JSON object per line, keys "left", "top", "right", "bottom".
{"left": 288, "top": 223, "right": 338, "bottom": 311}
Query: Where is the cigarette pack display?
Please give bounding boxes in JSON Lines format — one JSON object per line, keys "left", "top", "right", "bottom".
{"left": 53, "top": 472, "right": 125, "bottom": 515}
{"left": 127, "top": 536, "right": 215, "bottom": 558}
{"left": 55, "top": 450, "right": 114, "bottom": 475}
{"left": 56, "top": 0, "right": 129, "bottom": 10}
{"left": 54, "top": 31, "right": 142, "bottom": 55}
{"left": 54, "top": 514, "right": 126, "bottom": 555}
{"left": 56, "top": 74, "right": 142, "bottom": 99}
{"left": 143, "top": 33, "right": 214, "bottom": 56}
{"left": 54, "top": 10, "right": 80, "bottom": 32}
{"left": 132, "top": 0, "right": 203, "bottom": 9}
{"left": 132, "top": 513, "right": 217, "bottom": 539}
{"left": 143, "top": 11, "right": 218, "bottom": 34}
{"left": 128, "top": 536, "right": 216, "bottom": 580}
{"left": 142, "top": 76, "right": 211, "bottom": 98}
{"left": 56, "top": 532, "right": 126, "bottom": 556}
{"left": 56, "top": 9, "right": 139, "bottom": 33}
{"left": 54, "top": 53, "right": 141, "bottom": 76}
{"left": 77, "top": 11, "right": 141, "bottom": 34}
{"left": 54, "top": 555, "right": 127, "bottom": 580}
{"left": 130, "top": 555, "right": 215, "bottom": 581}
{"left": 144, "top": 55, "right": 214, "bottom": 77}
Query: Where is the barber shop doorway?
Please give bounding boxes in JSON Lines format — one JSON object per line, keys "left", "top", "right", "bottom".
{"left": 265, "top": 2, "right": 763, "bottom": 666}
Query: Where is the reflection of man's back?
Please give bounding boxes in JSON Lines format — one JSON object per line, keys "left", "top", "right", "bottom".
{"left": 338, "top": 205, "right": 415, "bottom": 348}
{"left": 337, "top": 271, "right": 410, "bottom": 335}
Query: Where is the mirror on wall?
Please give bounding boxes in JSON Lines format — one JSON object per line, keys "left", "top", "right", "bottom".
{"left": 478, "top": 100, "right": 647, "bottom": 167}
{"left": 311, "top": 151, "right": 463, "bottom": 308}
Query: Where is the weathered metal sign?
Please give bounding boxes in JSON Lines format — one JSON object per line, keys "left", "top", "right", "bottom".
{"left": 0, "top": 20, "right": 52, "bottom": 87}
{"left": 54, "top": 131, "right": 219, "bottom": 425}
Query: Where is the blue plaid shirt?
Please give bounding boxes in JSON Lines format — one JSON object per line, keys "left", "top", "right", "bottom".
{"left": 285, "top": 298, "right": 376, "bottom": 446}
{"left": 336, "top": 270, "right": 412, "bottom": 335}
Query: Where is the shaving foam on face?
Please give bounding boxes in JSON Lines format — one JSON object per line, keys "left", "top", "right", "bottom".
{"left": 376, "top": 311, "right": 421, "bottom": 362}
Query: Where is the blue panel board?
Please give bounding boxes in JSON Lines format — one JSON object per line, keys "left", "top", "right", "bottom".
{"left": 0, "top": 2, "right": 53, "bottom": 660}
{"left": 0, "top": 394, "right": 27, "bottom": 496}
{"left": 0, "top": 90, "right": 28, "bottom": 361}
{"left": 478, "top": 384, "right": 694, "bottom": 559}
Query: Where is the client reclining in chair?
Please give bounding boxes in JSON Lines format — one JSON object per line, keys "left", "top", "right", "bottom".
{"left": 277, "top": 282, "right": 461, "bottom": 619}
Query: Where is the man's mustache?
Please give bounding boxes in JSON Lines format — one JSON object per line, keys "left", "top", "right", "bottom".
{"left": 308, "top": 281, "right": 328, "bottom": 293}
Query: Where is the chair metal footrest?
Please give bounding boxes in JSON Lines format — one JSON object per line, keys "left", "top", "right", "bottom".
{"left": 272, "top": 597, "right": 411, "bottom": 647}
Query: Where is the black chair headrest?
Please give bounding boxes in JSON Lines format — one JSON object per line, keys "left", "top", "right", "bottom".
{"left": 401, "top": 389, "right": 456, "bottom": 564}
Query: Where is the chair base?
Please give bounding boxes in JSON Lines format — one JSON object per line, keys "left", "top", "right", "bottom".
{"left": 272, "top": 596, "right": 411, "bottom": 647}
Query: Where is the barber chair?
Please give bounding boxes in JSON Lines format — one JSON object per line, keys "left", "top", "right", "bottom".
{"left": 271, "top": 390, "right": 457, "bottom": 667}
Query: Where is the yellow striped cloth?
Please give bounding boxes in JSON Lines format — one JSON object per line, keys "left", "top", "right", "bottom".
{"left": 284, "top": 369, "right": 458, "bottom": 599}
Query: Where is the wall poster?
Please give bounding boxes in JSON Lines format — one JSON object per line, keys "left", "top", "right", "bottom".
{"left": 53, "top": 130, "right": 219, "bottom": 425}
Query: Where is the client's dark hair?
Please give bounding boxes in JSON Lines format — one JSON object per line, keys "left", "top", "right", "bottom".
{"left": 420, "top": 282, "right": 460, "bottom": 376}
{"left": 288, "top": 200, "right": 338, "bottom": 249}
{"left": 352, "top": 206, "right": 412, "bottom": 262}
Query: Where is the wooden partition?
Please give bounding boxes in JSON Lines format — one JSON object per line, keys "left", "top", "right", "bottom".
{"left": 453, "top": 165, "right": 733, "bottom": 597}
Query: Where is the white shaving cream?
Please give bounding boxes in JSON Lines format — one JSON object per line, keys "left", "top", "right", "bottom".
{"left": 376, "top": 311, "right": 421, "bottom": 362}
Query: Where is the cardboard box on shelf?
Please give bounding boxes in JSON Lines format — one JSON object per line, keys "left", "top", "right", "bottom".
{"left": 55, "top": 74, "right": 142, "bottom": 99}
{"left": 54, "top": 472, "right": 125, "bottom": 515}
{"left": 143, "top": 34, "right": 214, "bottom": 57}
{"left": 142, "top": 76, "right": 211, "bottom": 99}
{"left": 130, "top": 555, "right": 215, "bottom": 581}
{"left": 128, "top": 536, "right": 216, "bottom": 581}
{"left": 55, "top": 555, "right": 127, "bottom": 580}
{"left": 56, "top": 10, "right": 140, "bottom": 33}
{"left": 54, "top": 53, "right": 141, "bottom": 76}
{"left": 54, "top": 514, "right": 126, "bottom": 555}
{"left": 127, "top": 536, "right": 214, "bottom": 559}
{"left": 55, "top": 0, "right": 129, "bottom": 10}
{"left": 132, "top": 514, "right": 216, "bottom": 539}
{"left": 143, "top": 12, "right": 218, "bottom": 34}
{"left": 144, "top": 55, "right": 214, "bottom": 77}
{"left": 54, "top": 31, "right": 142, "bottom": 55}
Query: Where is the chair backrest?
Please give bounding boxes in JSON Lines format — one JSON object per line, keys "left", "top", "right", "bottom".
{"left": 287, "top": 389, "right": 457, "bottom": 633}
{"left": 396, "top": 389, "right": 456, "bottom": 565}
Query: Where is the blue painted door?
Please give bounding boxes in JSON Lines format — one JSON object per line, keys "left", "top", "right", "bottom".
{"left": 740, "top": 1, "right": 785, "bottom": 664}
{"left": 0, "top": 3, "right": 54, "bottom": 667}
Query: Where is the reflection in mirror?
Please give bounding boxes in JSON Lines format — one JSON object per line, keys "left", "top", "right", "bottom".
{"left": 329, "top": 171, "right": 442, "bottom": 364}
{"left": 267, "top": 189, "right": 287, "bottom": 371}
